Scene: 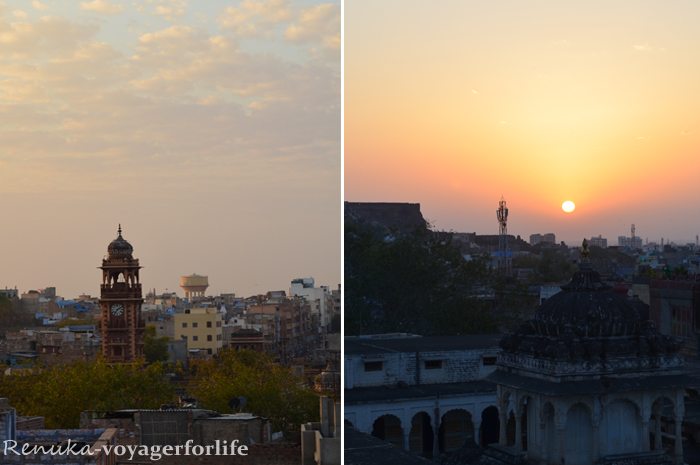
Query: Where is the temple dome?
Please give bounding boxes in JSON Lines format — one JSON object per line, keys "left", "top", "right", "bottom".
{"left": 107, "top": 225, "right": 133, "bottom": 258}
{"left": 534, "top": 263, "right": 641, "bottom": 338}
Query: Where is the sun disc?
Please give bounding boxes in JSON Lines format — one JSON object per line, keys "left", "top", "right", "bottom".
{"left": 562, "top": 201, "right": 575, "bottom": 213}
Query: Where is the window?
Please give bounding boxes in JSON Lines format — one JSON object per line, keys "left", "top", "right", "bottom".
{"left": 424, "top": 360, "right": 442, "bottom": 370}
{"left": 193, "top": 336, "right": 199, "bottom": 341}
{"left": 182, "top": 323, "right": 187, "bottom": 328}
{"left": 207, "top": 321, "right": 212, "bottom": 328}
{"left": 207, "top": 348, "right": 213, "bottom": 355}
{"left": 482, "top": 357, "right": 497, "bottom": 366}
{"left": 364, "top": 361, "right": 383, "bottom": 372}
{"left": 193, "top": 322, "right": 198, "bottom": 328}
{"left": 207, "top": 335, "right": 212, "bottom": 341}
{"left": 181, "top": 335, "right": 187, "bottom": 341}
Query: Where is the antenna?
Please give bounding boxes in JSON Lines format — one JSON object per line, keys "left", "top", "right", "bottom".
{"left": 496, "top": 196, "right": 510, "bottom": 274}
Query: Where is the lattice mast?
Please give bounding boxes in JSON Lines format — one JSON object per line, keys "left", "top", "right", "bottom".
{"left": 496, "top": 196, "right": 510, "bottom": 275}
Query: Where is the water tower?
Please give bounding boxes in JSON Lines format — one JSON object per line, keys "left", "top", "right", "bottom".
{"left": 181, "top": 274, "right": 209, "bottom": 300}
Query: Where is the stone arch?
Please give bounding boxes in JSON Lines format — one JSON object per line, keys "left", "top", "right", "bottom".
{"left": 650, "top": 393, "right": 678, "bottom": 418}
{"left": 408, "top": 411, "right": 434, "bottom": 455}
{"left": 650, "top": 393, "right": 677, "bottom": 451}
{"left": 481, "top": 406, "right": 500, "bottom": 446}
{"left": 600, "top": 399, "right": 641, "bottom": 456}
{"left": 439, "top": 408, "right": 474, "bottom": 453}
{"left": 371, "top": 414, "right": 404, "bottom": 448}
{"left": 564, "top": 402, "right": 594, "bottom": 465}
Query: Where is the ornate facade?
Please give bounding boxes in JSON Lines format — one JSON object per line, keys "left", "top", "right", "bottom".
{"left": 489, "top": 241, "right": 688, "bottom": 465}
{"left": 99, "top": 226, "right": 145, "bottom": 362}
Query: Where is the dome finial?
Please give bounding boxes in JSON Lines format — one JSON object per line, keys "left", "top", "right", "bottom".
{"left": 118, "top": 224, "right": 122, "bottom": 236}
{"left": 581, "top": 238, "right": 590, "bottom": 262}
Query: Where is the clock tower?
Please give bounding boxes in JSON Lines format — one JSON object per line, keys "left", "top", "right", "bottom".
{"left": 99, "top": 225, "right": 145, "bottom": 362}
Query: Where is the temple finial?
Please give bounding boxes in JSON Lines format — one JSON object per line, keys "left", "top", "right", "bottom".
{"left": 581, "top": 238, "right": 590, "bottom": 262}
{"left": 118, "top": 224, "right": 122, "bottom": 236}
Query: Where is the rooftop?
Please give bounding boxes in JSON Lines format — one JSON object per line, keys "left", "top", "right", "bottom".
{"left": 345, "top": 334, "right": 502, "bottom": 356}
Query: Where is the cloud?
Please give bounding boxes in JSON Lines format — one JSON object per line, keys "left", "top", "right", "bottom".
{"left": 217, "top": 0, "right": 292, "bottom": 37}
{"left": 284, "top": 3, "right": 340, "bottom": 52}
{"left": 81, "top": 0, "right": 126, "bottom": 15}
{"left": 0, "top": 15, "right": 100, "bottom": 60}
{"left": 471, "top": 89, "right": 478, "bottom": 94}
{"left": 13, "top": 10, "right": 28, "bottom": 19}
{"left": 633, "top": 44, "right": 651, "bottom": 52}
{"left": 132, "top": 0, "right": 188, "bottom": 22}
{"left": 32, "top": 0, "right": 50, "bottom": 10}
{"left": 682, "top": 131, "right": 689, "bottom": 135}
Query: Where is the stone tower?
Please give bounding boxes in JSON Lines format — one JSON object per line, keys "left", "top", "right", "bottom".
{"left": 488, "top": 240, "right": 688, "bottom": 465}
{"left": 99, "top": 225, "right": 145, "bottom": 362}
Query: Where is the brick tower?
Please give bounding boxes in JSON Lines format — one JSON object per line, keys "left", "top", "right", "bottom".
{"left": 99, "top": 225, "right": 145, "bottom": 362}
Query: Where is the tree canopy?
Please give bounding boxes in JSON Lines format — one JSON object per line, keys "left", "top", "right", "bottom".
{"left": 0, "top": 359, "right": 175, "bottom": 428}
{"left": 142, "top": 325, "right": 172, "bottom": 364}
{"left": 345, "top": 223, "right": 507, "bottom": 336}
{"left": 189, "top": 349, "right": 319, "bottom": 440}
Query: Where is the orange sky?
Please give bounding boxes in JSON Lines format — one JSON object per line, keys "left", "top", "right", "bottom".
{"left": 345, "top": 0, "right": 700, "bottom": 245}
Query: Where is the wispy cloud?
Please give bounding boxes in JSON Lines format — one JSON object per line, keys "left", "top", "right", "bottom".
{"left": 81, "top": 0, "right": 126, "bottom": 15}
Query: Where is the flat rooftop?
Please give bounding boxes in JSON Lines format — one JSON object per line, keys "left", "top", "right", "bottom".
{"left": 345, "top": 380, "right": 496, "bottom": 405}
{"left": 345, "top": 334, "right": 502, "bottom": 356}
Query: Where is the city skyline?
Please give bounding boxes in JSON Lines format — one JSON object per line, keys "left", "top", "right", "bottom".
{"left": 0, "top": 0, "right": 341, "bottom": 299}
{"left": 345, "top": 1, "right": 700, "bottom": 247}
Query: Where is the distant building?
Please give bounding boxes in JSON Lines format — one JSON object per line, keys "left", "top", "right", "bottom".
{"left": 530, "top": 233, "right": 555, "bottom": 246}
{"left": 0, "top": 287, "right": 18, "bottom": 299}
{"left": 290, "top": 278, "right": 333, "bottom": 329}
{"left": 589, "top": 235, "right": 608, "bottom": 248}
{"left": 175, "top": 307, "right": 223, "bottom": 357}
{"left": 618, "top": 235, "right": 643, "bottom": 248}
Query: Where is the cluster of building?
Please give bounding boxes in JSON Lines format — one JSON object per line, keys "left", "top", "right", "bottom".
{"left": 1, "top": 227, "right": 340, "bottom": 368}
{"left": 345, "top": 243, "right": 700, "bottom": 465}
{"left": 0, "top": 226, "right": 342, "bottom": 465}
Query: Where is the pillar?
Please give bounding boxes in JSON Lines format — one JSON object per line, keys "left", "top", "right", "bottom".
{"left": 654, "top": 410, "right": 662, "bottom": 451}
{"left": 592, "top": 418, "right": 600, "bottom": 462}
{"left": 539, "top": 419, "right": 548, "bottom": 465}
{"left": 641, "top": 418, "right": 650, "bottom": 452}
{"left": 555, "top": 421, "right": 566, "bottom": 465}
{"left": 499, "top": 410, "right": 507, "bottom": 446}
{"left": 515, "top": 411, "right": 523, "bottom": 450}
{"left": 473, "top": 418, "right": 482, "bottom": 446}
{"left": 404, "top": 432, "right": 410, "bottom": 451}
{"left": 433, "top": 405, "right": 440, "bottom": 459}
{"left": 674, "top": 416, "right": 683, "bottom": 464}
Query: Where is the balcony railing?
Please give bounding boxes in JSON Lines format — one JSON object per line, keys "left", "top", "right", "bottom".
{"left": 100, "top": 283, "right": 142, "bottom": 299}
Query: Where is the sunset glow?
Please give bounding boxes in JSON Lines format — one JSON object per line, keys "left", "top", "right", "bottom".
{"left": 345, "top": 1, "right": 700, "bottom": 244}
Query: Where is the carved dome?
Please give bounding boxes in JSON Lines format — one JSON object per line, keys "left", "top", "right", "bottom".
{"left": 534, "top": 262, "right": 641, "bottom": 338}
{"left": 107, "top": 225, "right": 133, "bottom": 258}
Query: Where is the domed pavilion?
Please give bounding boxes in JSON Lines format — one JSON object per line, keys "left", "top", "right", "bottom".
{"left": 487, "top": 240, "right": 689, "bottom": 465}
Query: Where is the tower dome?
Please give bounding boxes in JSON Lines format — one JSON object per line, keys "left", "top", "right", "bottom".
{"left": 533, "top": 261, "right": 641, "bottom": 338}
{"left": 107, "top": 224, "right": 133, "bottom": 258}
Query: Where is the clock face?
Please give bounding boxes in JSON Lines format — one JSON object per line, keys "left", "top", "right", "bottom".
{"left": 110, "top": 303, "right": 125, "bottom": 316}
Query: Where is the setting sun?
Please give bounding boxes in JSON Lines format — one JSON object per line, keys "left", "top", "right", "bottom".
{"left": 562, "top": 201, "right": 575, "bottom": 213}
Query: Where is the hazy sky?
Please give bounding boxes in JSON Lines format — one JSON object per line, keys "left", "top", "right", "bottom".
{"left": 0, "top": 0, "right": 340, "bottom": 299}
{"left": 345, "top": 1, "right": 700, "bottom": 246}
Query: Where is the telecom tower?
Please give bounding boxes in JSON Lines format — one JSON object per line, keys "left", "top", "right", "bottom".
{"left": 631, "top": 224, "right": 635, "bottom": 239}
{"left": 496, "top": 196, "right": 510, "bottom": 275}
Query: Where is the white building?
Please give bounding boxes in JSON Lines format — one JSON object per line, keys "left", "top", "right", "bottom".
{"left": 618, "top": 235, "right": 643, "bottom": 248}
{"left": 589, "top": 235, "right": 608, "bottom": 248}
{"left": 530, "top": 233, "right": 556, "bottom": 246}
{"left": 344, "top": 334, "right": 503, "bottom": 458}
{"left": 290, "top": 278, "right": 332, "bottom": 329}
